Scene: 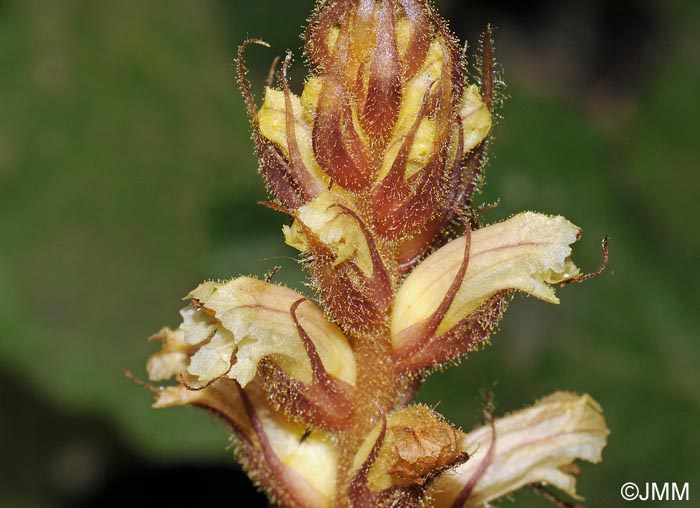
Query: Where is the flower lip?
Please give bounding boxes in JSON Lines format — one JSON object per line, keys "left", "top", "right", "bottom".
{"left": 175, "top": 277, "right": 358, "bottom": 388}
{"left": 428, "top": 392, "right": 610, "bottom": 507}
{"left": 391, "top": 212, "right": 583, "bottom": 350}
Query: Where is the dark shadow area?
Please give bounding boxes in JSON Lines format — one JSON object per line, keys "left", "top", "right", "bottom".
{"left": 72, "top": 463, "right": 267, "bottom": 508}
{"left": 0, "top": 368, "right": 132, "bottom": 506}
{"left": 446, "top": 0, "right": 660, "bottom": 101}
{"left": 0, "top": 368, "right": 265, "bottom": 507}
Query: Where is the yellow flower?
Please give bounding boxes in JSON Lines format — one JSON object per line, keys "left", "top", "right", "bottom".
{"left": 391, "top": 212, "right": 583, "bottom": 371}
{"left": 181, "top": 277, "right": 355, "bottom": 387}
{"left": 429, "top": 392, "right": 609, "bottom": 507}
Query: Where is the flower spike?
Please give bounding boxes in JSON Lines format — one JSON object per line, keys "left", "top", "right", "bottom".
{"left": 143, "top": 2, "right": 609, "bottom": 507}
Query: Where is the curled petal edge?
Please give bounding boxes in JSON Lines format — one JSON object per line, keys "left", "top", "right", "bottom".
{"left": 184, "top": 277, "right": 356, "bottom": 388}
{"left": 392, "top": 211, "right": 582, "bottom": 350}
{"left": 429, "top": 391, "right": 610, "bottom": 508}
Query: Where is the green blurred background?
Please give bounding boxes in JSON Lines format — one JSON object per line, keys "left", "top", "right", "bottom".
{"left": 1, "top": 0, "right": 698, "bottom": 506}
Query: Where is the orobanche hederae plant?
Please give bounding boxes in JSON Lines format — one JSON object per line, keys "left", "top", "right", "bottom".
{"left": 141, "top": 1, "right": 610, "bottom": 507}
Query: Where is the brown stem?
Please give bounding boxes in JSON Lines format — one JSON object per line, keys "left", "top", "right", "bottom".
{"left": 334, "top": 328, "right": 401, "bottom": 508}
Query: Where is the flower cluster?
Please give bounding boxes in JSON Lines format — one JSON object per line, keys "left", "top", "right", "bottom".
{"left": 144, "top": 1, "right": 609, "bottom": 507}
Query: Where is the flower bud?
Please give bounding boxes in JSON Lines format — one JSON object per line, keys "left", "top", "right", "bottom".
{"left": 391, "top": 212, "right": 582, "bottom": 372}
{"left": 284, "top": 193, "right": 375, "bottom": 277}
{"left": 347, "top": 405, "right": 468, "bottom": 507}
{"left": 283, "top": 193, "right": 392, "bottom": 334}
{"left": 255, "top": 0, "right": 491, "bottom": 240}
{"left": 429, "top": 392, "right": 610, "bottom": 507}
{"left": 251, "top": 0, "right": 495, "bottom": 334}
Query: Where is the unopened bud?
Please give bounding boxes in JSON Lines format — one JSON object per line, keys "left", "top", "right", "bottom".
{"left": 351, "top": 406, "right": 467, "bottom": 494}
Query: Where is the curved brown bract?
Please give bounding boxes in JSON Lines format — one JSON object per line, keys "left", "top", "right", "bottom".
{"left": 259, "top": 360, "right": 354, "bottom": 432}
{"left": 237, "top": 40, "right": 321, "bottom": 209}
{"left": 256, "top": 299, "right": 356, "bottom": 432}
{"left": 313, "top": 75, "right": 374, "bottom": 191}
{"left": 260, "top": 140, "right": 309, "bottom": 209}
{"left": 392, "top": 293, "right": 508, "bottom": 374}
{"left": 296, "top": 209, "right": 392, "bottom": 335}
{"left": 359, "top": 0, "right": 402, "bottom": 145}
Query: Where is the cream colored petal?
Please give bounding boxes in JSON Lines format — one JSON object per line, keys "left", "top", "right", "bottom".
{"left": 256, "top": 392, "right": 339, "bottom": 507}
{"left": 187, "top": 277, "right": 356, "bottom": 387}
{"left": 152, "top": 379, "right": 252, "bottom": 436}
{"left": 402, "top": 39, "right": 445, "bottom": 119}
{"left": 284, "top": 192, "right": 374, "bottom": 276}
{"left": 429, "top": 392, "right": 609, "bottom": 507}
{"left": 257, "top": 86, "right": 329, "bottom": 186}
{"left": 301, "top": 77, "right": 323, "bottom": 120}
{"left": 460, "top": 84, "right": 492, "bottom": 152}
{"left": 179, "top": 305, "right": 217, "bottom": 345}
{"left": 186, "top": 328, "right": 236, "bottom": 381}
{"left": 392, "top": 212, "right": 582, "bottom": 343}
{"left": 146, "top": 327, "right": 192, "bottom": 381}
{"left": 395, "top": 18, "right": 412, "bottom": 59}
{"left": 405, "top": 118, "right": 437, "bottom": 179}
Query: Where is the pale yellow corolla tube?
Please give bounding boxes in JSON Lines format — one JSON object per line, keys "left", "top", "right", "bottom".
{"left": 429, "top": 391, "right": 609, "bottom": 507}
{"left": 392, "top": 212, "right": 582, "bottom": 346}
